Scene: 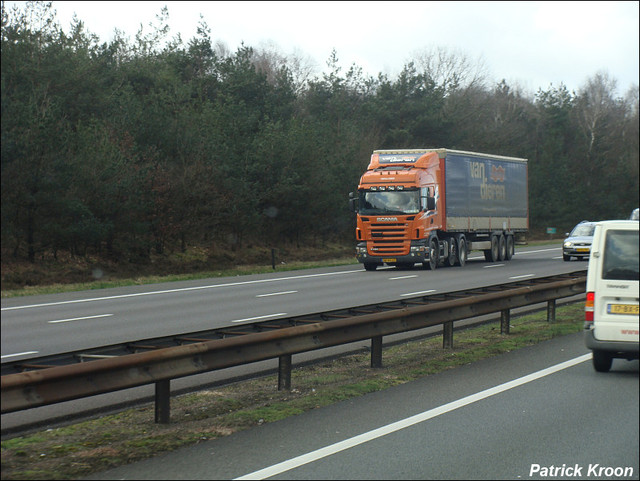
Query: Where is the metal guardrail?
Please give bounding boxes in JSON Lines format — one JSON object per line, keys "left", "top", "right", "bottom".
{"left": 1, "top": 271, "right": 586, "bottom": 422}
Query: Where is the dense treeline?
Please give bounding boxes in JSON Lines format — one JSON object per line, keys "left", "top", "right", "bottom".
{"left": 2, "top": 2, "right": 638, "bottom": 266}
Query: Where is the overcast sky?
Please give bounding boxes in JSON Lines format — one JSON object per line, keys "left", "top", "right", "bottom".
{"left": 7, "top": 1, "right": 639, "bottom": 95}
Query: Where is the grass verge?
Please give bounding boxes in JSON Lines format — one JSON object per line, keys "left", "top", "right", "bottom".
{"left": 1, "top": 302, "right": 585, "bottom": 480}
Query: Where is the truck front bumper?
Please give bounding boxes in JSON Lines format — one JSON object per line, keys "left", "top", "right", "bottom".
{"left": 355, "top": 241, "right": 429, "bottom": 266}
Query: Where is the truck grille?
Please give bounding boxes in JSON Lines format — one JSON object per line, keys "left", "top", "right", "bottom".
{"left": 369, "top": 223, "right": 410, "bottom": 255}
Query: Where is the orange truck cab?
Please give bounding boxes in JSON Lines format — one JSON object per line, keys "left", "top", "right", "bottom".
{"left": 349, "top": 148, "right": 528, "bottom": 271}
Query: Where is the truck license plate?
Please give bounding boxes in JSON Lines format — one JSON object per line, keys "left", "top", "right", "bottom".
{"left": 382, "top": 258, "right": 396, "bottom": 263}
{"left": 607, "top": 304, "right": 639, "bottom": 315}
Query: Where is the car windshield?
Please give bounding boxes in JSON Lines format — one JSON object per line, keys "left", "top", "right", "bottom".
{"left": 571, "top": 224, "right": 595, "bottom": 237}
{"left": 359, "top": 189, "right": 421, "bottom": 215}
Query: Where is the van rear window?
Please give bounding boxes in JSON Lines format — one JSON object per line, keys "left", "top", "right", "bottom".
{"left": 602, "top": 230, "right": 639, "bottom": 280}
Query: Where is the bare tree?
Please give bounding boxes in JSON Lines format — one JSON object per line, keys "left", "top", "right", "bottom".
{"left": 412, "top": 45, "right": 489, "bottom": 94}
{"left": 573, "top": 71, "right": 639, "bottom": 218}
{"left": 576, "top": 70, "right": 618, "bottom": 159}
{"left": 213, "top": 39, "right": 231, "bottom": 58}
{"left": 250, "top": 41, "right": 317, "bottom": 94}
{"left": 285, "top": 47, "right": 317, "bottom": 94}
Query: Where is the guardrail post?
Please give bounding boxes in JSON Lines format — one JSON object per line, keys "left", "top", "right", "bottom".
{"left": 547, "top": 300, "right": 556, "bottom": 323}
{"left": 278, "top": 354, "right": 292, "bottom": 390}
{"left": 443, "top": 321, "right": 453, "bottom": 349}
{"left": 500, "top": 309, "right": 510, "bottom": 334}
{"left": 155, "top": 380, "right": 170, "bottom": 424}
{"left": 371, "top": 336, "right": 383, "bottom": 368}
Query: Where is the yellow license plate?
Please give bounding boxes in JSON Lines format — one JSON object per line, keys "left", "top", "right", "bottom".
{"left": 382, "top": 258, "right": 396, "bottom": 263}
{"left": 576, "top": 248, "right": 589, "bottom": 252}
{"left": 608, "top": 304, "right": 639, "bottom": 315}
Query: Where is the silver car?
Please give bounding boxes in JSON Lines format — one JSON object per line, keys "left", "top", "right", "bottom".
{"left": 563, "top": 221, "right": 597, "bottom": 261}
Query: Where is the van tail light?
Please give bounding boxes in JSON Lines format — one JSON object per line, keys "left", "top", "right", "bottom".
{"left": 585, "top": 292, "right": 595, "bottom": 323}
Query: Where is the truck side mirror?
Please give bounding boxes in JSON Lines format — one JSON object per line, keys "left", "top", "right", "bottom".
{"left": 349, "top": 192, "right": 358, "bottom": 212}
{"left": 427, "top": 196, "right": 436, "bottom": 211}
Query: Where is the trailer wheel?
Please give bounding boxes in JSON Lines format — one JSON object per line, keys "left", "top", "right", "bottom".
{"left": 457, "top": 237, "right": 467, "bottom": 267}
{"left": 505, "top": 235, "right": 514, "bottom": 260}
{"left": 498, "top": 234, "right": 506, "bottom": 261}
{"left": 485, "top": 235, "right": 499, "bottom": 262}
{"left": 426, "top": 238, "right": 438, "bottom": 270}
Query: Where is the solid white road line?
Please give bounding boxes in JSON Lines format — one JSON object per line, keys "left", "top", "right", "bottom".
{"left": 400, "top": 290, "right": 436, "bottom": 297}
{"left": 47, "top": 314, "right": 113, "bottom": 324}
{"left": 234, "top": 353, "right": 591, "bottom": 480}
{"left": 231, "top": 313, "right": 288, "bottom": 324}
{"left": 1, "top": 351, "right": 39, "bottom": 360}
{"left": 255, "top": 291, "right": 297, "bottom": 298}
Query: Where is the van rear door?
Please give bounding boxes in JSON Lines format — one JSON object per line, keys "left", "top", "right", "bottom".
{"left": 593, "top": 227, "right": 640, "bottom": 343}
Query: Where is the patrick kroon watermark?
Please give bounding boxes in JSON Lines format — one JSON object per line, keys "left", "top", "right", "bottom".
{"left": 529, "top": 463, "right": 635, "bottom": 477}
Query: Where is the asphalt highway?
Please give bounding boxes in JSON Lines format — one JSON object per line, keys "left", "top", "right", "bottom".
{"left": 1, "top": 244, "right": 588, "bottom": 435}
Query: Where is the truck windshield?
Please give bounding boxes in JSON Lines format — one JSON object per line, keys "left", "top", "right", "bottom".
{"left": 359, "top": 189, "right": 421, "bottom": 215}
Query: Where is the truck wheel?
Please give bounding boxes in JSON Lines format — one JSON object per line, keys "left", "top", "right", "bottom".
{"left": 486, "top": 235, "right": 499, "bottom": 262}
{"left": 364, "top": 263, "right": 377, "bottom": 271}
{"left": 505, "top": 235, "right": 514, "bottom": 260}
{"left": 447, "top": 239, "right": 457, "bottom": 267}
{"left": 592, "top": 350, "right": 612, "bottom": 372}
{"left": 498, "top": 234, "right": 506, "bottom": 261}
{"left": 426, "top": 238, "right": 438, "bottom": 270}
{"left": 457, "top": 237, "right": 467, "bottom": 266}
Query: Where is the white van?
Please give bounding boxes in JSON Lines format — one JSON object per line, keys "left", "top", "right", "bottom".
{"left": 584, "top": 220, "right": 639, "bottom": 372}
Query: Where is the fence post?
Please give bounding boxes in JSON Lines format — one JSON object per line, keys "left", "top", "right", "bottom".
{"left": 155, "top": 380, "right": 171, "bottom": 424}
{"left": 547, "top": 299, "right": 556, "bottom": 323}
{"left": 501, "top": 309, "right": 510, "bottom": 334}
{"left": 371, "top": 335, "right": 383, "bottom": 368}
{"left": 278, "top": 354, "right": 292, "bottom": 390}
{"left": 443, "top": 321, "right": 453, "bottom": 349}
